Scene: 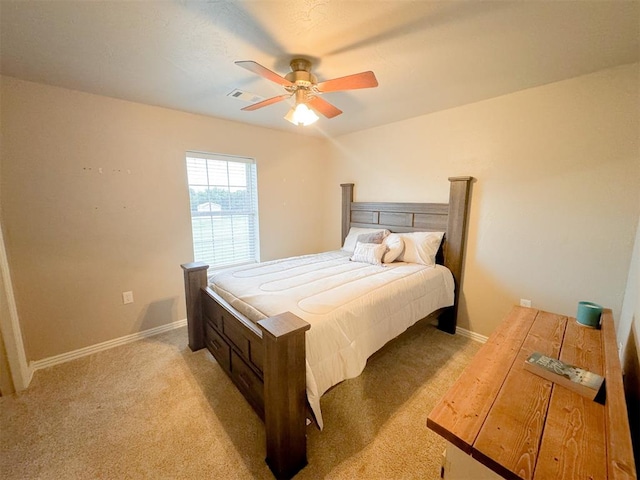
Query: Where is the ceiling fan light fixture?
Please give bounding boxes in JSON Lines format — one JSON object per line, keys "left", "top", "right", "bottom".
{"left": 235, "top": 58, "right": 377, "bottom": 124}
{"left": 285, "top": 103, "right": 319, "bottom": 126}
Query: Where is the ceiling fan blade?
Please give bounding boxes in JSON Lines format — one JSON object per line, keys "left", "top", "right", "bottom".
{"left": 307, "top": 96, "right": 343, "bottom": 118}
{"left": 316, "top": 71, "right": 378, "bottom": 93}
{"left": 235, "top": 60, "right": 293, "bottom": 87}
{"left": 241, "top": 94, "right": 291, "bottom": 111}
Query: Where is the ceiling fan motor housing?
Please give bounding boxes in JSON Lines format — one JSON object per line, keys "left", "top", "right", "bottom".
{"left": 285, "top": 58, "right": 317, "bottom": 88}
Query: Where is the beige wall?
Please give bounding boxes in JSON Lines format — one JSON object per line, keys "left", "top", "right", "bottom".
{"left": 325, "top": 63, "right": 640, "bottom": 337}
{"left": 2, "top": 63, "right": 639, "bottom": 365}
{"left": 0, "top": 76, "right": 330, "bottom": 361}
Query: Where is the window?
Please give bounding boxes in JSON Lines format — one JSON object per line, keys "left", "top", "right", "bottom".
{"left": 186, "top": 151, "right": 259, "bottom": 269}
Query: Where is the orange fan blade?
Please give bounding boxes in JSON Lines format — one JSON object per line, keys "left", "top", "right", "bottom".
{"left": 316, "top": 71, "right": 378, "bottom": 93}
{"left": 307, "top": 96, "right": 343, "bottom": 118}
{"left": 235, "top": 60, "right": 294, "bottom": 87}
{"left": 241, "top": 94, "right": 291, "bottom": 111}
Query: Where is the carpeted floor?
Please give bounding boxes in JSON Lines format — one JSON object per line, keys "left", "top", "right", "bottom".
{"left": 1, "top": 322, "right": 480, "bottom": 479}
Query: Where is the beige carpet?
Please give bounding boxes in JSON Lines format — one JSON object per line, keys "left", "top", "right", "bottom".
{"left": 1, "top": 322, "right": 480, "bottom": 479}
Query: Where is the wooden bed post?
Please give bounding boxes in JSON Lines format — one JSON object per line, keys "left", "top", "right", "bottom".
{"left": 258, "top": 313, "right": 311, "bottom": 480}
{"left": 341, "top": 183, "right": 354, "bottom": 246}
{"left": 440, "top": 177, "right": 473, "bottom": 334}
{"left": 181, "top": 262, "right": 209, "bottom": 351}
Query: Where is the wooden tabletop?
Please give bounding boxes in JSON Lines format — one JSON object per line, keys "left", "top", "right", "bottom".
{"left": 427, "top": 306, "right": 636, "bottom": 480}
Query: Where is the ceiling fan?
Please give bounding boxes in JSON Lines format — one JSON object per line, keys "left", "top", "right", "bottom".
{"left": 235, "top": 58, "right": 378, "bottom": 126}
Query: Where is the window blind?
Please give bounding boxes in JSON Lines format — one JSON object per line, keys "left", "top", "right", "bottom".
{"left": 186, "top": 151, "right": 259, "bottom": 269}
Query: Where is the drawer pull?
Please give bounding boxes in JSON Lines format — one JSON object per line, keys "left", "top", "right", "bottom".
{"left": 211, "top": 339, "right": 222, "bottom": 351}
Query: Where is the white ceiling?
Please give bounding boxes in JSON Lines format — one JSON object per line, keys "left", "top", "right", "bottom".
{"left": 1, "top": 1, "right": 638, "bottom": 138}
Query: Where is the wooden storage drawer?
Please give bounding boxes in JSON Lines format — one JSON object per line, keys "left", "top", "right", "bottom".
{"left": 222, "top": 312, "right": 251, "bottom": 358}
{"left": 204, "top": 293, "right": 265, "bottom": 375}
{"left": 221, "top": 311, "right": 264, "bottom": 374}
{"left": 230, "top": 350, "right": 264, "bottom": 418}
{"left": 202, "top": 294, "right": 223, "bottom": 331}
{"left": 250, "top": 340, "right": 264, "bottom": 373}
{"left": 205, "top": 322, "right": 230, "bottom": 372}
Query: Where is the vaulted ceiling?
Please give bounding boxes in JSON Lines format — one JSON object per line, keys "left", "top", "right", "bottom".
{"left": 1, "top": 1, "right": 638, "bottom": 137}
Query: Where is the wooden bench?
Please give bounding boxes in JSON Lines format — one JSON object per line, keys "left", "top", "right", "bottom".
{"left": 427, "top": 305, "right": 637, "bottom": 480}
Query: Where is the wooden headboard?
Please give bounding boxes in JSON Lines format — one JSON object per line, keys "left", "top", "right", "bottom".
{"left": 340, "top": 177, "right": 473, "bottom": 334}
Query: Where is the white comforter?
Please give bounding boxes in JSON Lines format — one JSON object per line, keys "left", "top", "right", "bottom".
{"left": 209, "top": 250, "right": 455, "bottom": 428}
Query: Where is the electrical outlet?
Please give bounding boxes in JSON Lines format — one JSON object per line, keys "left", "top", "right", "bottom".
{"left": 122, "top": 291, "right": 134, "bottom": 304}
{"left": 520, "top": 299, "right": 532, "bottom": 308}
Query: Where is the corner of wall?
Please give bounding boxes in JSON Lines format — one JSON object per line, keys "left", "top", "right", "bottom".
{"left": 619, "top": 215, "right": 640, "bottom": 362}
{"left": 619, "top": 213, "right": 640, "bottom": 463}
{"left": 0, "top": 223, "right": 32, "bottom": 391}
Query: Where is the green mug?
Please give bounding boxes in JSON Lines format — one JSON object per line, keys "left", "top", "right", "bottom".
{"left": 576, "top": 301, "right": 603, "bottom": 328}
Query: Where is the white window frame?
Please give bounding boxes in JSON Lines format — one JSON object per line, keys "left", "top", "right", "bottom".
{"left": 186, "top": 151, "right": 260, "bottom": 270}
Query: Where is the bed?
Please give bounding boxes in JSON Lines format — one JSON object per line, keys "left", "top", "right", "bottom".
{"left": 181, "top": 177, "right": 473, "bottom": 479}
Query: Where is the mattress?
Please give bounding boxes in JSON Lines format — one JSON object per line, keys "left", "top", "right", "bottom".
{"left": 209, "top": 250, "right": 455, "bottom": 428}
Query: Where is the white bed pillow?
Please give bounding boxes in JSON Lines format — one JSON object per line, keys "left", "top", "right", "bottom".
{"left": 350, "top": 241, "right": 386, "bottom": 265}
{"left": 396, "top": 231, "right": 445, "bottom": 266}
{"left": 382, "top": 233, "right": 404, "bottom": 263}
{"left": 342, "top": 227, "right": 390, "bottom": 253}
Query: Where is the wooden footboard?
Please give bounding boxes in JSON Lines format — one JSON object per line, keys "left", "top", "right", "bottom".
{"left": 181, "top": 263, "right": 309, "bottom": 480}
{"left": 182, "top": 177, "right": 473, "bottom": 479}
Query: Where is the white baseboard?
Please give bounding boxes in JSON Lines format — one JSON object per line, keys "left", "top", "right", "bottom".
{"left": 456, "top": 326, "right": 488, "bottom": 344}
{"left": 29, "top": 319, "right": 484, "bottom": 373}
{"left": 429, "top": 317, "right": 488, "bottom": 344}
{"left": 31, "top": 319, "right": 187, "bottom": 372}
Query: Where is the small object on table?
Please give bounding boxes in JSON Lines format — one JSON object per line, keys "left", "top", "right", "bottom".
{"left": 524, "top": 351, "right": 605, "bottom": 403}
{"left": 576, "top": 300, "right": 603, "bottom": 328}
